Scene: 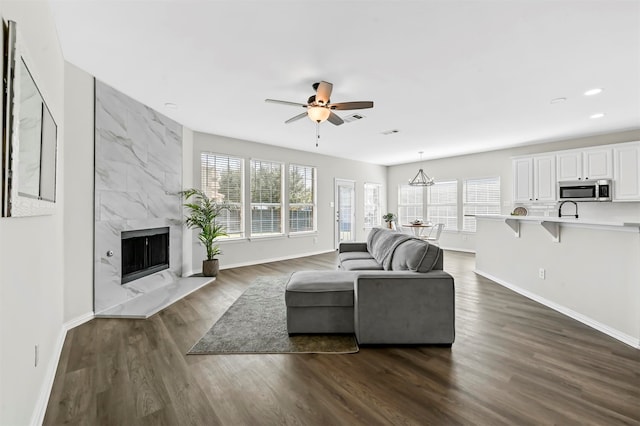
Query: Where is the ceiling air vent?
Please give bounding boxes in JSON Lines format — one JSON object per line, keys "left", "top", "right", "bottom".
{"left": 381, "top": 129, "right": 400, "bottom": 135}
{"left": 343, "top": 113, "right": 366, "bottom": 123}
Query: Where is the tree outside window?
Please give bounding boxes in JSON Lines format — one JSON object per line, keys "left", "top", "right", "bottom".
{"left": 289, "top": 164, "right": 316, "bottom": 233}
{"left": 251, "top": 159, "right": 283, "bottom": 236}
{"left": 200, "top": 152, "right": 243, "bottom": 238}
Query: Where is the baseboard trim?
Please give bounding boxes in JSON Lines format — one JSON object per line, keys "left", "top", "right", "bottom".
{"left": 31, "top": 311, "right": 95, "bottom": 426}
{"left": 216, "top": 249, "right": 336, "bottom": 272}
{"left": 474, "top": 269, "right": 640, "bottom": 349}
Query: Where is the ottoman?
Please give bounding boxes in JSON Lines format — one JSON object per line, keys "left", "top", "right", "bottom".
{"left": 285, "top": 271, "right": 357, "bottom": 334}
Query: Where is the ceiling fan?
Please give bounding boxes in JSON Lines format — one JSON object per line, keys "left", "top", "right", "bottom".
{"left": 265, "top": 81, "right": 374, "bottom": 126}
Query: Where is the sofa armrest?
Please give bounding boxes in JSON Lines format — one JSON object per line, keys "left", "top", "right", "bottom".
{"left": 339, "top": 242, "right": 368, "bottom": 253}
{"left": 353, "top": 271, "right": 455, "bottom": 344}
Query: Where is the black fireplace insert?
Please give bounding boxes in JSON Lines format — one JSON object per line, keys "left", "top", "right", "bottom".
{"left": 121, "top": 227, "right": 169, "bottom": 284}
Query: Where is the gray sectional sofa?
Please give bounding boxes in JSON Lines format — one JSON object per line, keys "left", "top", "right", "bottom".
{"left": 285, "top": 227, "right": 455, "bottom": 345}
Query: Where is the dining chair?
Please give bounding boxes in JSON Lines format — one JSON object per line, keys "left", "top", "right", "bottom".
{"left": 424, "top": 223, "right": 445, "bottom": 245}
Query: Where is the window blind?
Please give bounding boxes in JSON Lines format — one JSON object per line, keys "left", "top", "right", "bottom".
{"left": 200, "top": 152, "right": 243, "bottom": 238}
{"left": 250, "top": 159, "right": 283, "bottom": 236}
{"left": 289, "top": 164, "right": 316, "bottom": 233}
{"left": 427, "top": 180, "right": 458, "bottom": 231}
{"left": 364, "top": 183, "right": 382, "bottom": 228}
{"left": 398, "top": 184, "right": 424, "bottom": 225}
{"left": 463, "top": 177, "right": 501, "bottom": 232}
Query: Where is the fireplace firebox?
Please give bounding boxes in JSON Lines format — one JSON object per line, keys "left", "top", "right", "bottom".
{"left": 121, "top": 227, "right": 169, "bottom": 284}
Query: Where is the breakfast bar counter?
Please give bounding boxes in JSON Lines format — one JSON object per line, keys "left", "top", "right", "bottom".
{"left": 474, "top": 215, "right": 640, "bottom": 349}
{"left": 476, "top": 214, "right": 639, "bottom": 243}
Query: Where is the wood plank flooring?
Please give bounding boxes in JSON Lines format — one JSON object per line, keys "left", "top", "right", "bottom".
{"left": 44, "top": 251, "right": 640, "bottom": 425}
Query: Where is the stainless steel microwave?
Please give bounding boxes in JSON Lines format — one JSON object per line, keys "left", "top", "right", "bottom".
{"left": 558, "top": 179, "right": 612, "bottom": 201}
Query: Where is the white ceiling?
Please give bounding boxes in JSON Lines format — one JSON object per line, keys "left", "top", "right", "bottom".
{"left": 50, "top": 0, "right": 640, "bottom": 166}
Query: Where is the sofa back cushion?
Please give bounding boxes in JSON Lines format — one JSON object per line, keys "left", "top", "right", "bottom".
{"left": 367, "top": 227, "right": 412, "bottom": 266}
{"left": 390, "top": 239, "right": 442, "bottom": 272}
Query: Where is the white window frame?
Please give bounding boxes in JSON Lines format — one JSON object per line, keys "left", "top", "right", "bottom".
{"left": 250, "top": 158, "right": 284, "bottom": 237}
{"left": 200, "top": 152, "right": 244, "bottom": 239}
{"left": 364, "top": 182, "right": 382, "bottom": 228}
{"left": 427, "top": 180, "right": 458, "bottom": 231}
{"left": 398, "top": 184, "right": 424, "bottom": 225}
{"left": 463, "top": 176, "right": 501, "bottom": 232}
{"left": 288, "top": 164, "right": 317, "bottom": 234}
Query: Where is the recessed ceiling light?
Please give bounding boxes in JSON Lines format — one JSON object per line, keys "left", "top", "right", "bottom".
{"left": 164, "top": 102, "right": 178, "bottom": 109}
{"left": 584, "top": 88, "right": 603, "bottom": 96}
{"left": 590, "top": 113, "right": 605, "bottom": 119}
{"left": 550, "top": 97, "right": 566, "bottom": 104}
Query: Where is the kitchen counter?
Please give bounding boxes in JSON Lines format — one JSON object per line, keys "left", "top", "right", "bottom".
{"left": 474, "top": 214, "right": 640, "bottom": 348}
{"left": 477, "top": 214, "right": 640, "bottom": 230}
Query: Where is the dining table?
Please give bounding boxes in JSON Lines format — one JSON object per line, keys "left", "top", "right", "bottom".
{"left": 402, "top": 223, "right": 433, "bottom": 237}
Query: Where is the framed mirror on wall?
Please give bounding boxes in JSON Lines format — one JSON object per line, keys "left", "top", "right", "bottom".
{"left": 1, "top": 20, "right": 58, "bottom": 217}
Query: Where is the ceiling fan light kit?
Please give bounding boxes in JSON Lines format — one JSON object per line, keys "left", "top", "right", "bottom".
{"left": 307, "top": 106, "right": 331, "bottom": 123}
{"left": 265, "top": 80, "right": 374, "bottom": 146}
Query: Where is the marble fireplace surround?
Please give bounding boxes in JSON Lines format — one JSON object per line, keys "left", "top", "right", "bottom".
{"left": 94, "top": 81, "right": 211, "bottom": 318}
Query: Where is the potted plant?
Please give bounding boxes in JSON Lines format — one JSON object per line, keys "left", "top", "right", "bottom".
{"left": 382, "top": 213, "right": 397, "bottom": 229}
{"left": 181, "top": 188, "right": 229, "bottom": 277}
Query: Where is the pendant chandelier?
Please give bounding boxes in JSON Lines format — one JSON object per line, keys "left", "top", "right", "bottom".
{"left": 408, "top": 151, "right": 435, "bottom": 186}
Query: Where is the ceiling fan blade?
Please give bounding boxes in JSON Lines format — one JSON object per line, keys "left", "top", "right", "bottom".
{"left": 315, "top": 81, "right": 333, "bottom": 105}
{"left": 327, "top": 111, "right": 344, "bottom": 126}
{"left": 285, "top": 112, "right": 308, "bottom": 124}
{"left": 265, "top": 99, "right": 308, "bottom": 108}
{"left": 329, "top": 101, "right": 374, "bottom": 110}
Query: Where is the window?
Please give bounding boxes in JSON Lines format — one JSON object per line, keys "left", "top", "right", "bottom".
{"left": 463, "top": 177, "right": 501, "bottom": 232}
{"left": 250, "top": 159, "right": 283, "bottom": 236}
{"left": 200, "top": 152, "right": 243, "bottom": 238}
{"left": 364, "top": 183, "right": 382, "bottom": 228}
{"left": 398, "top": 184, "right": 424, "bottom": 225}
{"left": 289, "top": 164, "right": 316, "bottom": 233}
{"left": 427, "top": 180, "right": 458, "bottom": 231}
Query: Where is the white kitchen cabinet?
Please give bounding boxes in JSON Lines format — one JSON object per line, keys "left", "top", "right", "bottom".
{"left": 583, "top": 148, "right": 612, "bottom": 180}
{"left": 556, "top": 151, "right": 582, "bottom": 181}
{"left": 512, "top": 155, "right": 556, "bottom": 202}
{"left": 533, "top": 155, "right": 556, "bottom": 201}
{"left": 557, "top": 148, "right": 612, "bottom": 181}
{"left": 513, "top": 157, "right": 533, "bottom": 202}
{"left": 613, "top": 142, "right": 640, "bottom": 201}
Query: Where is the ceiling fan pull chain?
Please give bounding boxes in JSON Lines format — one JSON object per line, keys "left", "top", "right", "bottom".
{"left": 316, "top": 122, "right": 320, "bottom": 148}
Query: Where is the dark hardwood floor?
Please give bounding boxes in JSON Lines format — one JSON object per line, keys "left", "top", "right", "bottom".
{"left": 44, "top": 251, "right": 640, "bottom": 425}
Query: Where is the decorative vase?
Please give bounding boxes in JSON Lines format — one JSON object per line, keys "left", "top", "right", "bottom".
{"left": 202, "top": 259, "right": 219, "bottom": 277}
{"left": 387, "top": 221, "right": 393, "bottom": 229}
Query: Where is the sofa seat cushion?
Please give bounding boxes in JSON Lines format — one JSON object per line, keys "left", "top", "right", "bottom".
{"left": 285, "top": 271, "right": 357, "bottom": 307}
{"left": 338, "top": 251, "right": 374, "bottom": 262}
{"left": 340, "top": 259, "right": 384, "bottom": 271}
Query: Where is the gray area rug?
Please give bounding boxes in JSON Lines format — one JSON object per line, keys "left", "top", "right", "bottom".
{"left": 188, "top": 276, "right": 359, "bottom": 354}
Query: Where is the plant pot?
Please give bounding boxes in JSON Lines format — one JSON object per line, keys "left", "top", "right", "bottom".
{"left": 387, "top": 222, "right": 393, "bottom": 229}
{"left": 202, "top": 259, "right": 219, "bottom": 277}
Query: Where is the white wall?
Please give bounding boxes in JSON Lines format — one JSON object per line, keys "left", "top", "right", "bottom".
{"left": 190, "top": 132, "right": 387, "bottom": 273}
{"left": 0, "top": 2, "right": 66, "bottom": 425}
{"left": 387, "top": 129, "right": 640, "bottom": 252}
{"left": 63, "top": 62, "right": 94, "bottom": 321}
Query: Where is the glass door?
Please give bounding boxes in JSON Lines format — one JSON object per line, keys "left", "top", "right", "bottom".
{"left": 335, "top": 179, "right": 356, "bottom": 248}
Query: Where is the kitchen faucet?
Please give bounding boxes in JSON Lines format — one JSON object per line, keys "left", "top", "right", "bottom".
{"left": 558, "top": 200, "right": 578, "bottom": 218}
